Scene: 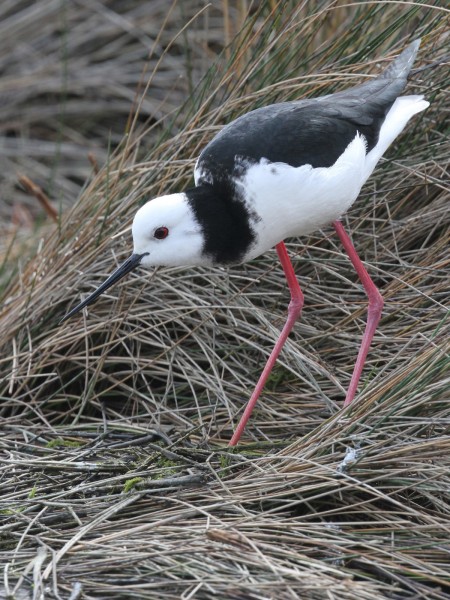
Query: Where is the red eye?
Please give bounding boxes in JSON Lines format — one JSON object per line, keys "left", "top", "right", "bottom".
{"left": 154, "top": 226, "right": 169, "bottom": 240}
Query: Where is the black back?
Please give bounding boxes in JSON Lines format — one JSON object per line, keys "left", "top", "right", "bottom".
{"left": 196, "top": 40, "right": 420, "bottom": 181}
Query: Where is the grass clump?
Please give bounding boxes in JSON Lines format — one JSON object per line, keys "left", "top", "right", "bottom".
{"left": 0, "top": 1, "right": 448, "bottom": 599}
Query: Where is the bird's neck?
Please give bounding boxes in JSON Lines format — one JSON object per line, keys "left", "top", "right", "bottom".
{"left": 186, "top": 184, "right": 257, "bottom": 265}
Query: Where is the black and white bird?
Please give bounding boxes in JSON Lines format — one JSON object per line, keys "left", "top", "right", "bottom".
{"left": 61, "top": 39, "right": 428, "bottom": 445}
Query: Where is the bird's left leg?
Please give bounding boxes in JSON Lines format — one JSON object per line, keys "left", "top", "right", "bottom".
{"left": 229, "top": 241, "right": 304, "bottom": 446}
{"left": 333, "top": 220, "right": 384, "bottom": 406}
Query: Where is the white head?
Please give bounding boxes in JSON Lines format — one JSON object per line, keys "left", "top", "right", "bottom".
{"left": 132, "top": 193, "right": 207, "bottom": 267}
{"left": 59, "top": 192, "right": 208, "bottom": 323}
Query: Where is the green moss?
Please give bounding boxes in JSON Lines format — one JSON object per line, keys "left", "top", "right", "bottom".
{"left": 219, "top": 454, "right": 233, "bottom": 470}
{"left": 46, "top": 438, "right": 83, "bottom": 449}
{"left": 0, "top": 506, "right": 24, "bottom": 515}
{"left": 123, "top": 477, "right": 143, "bottom": 493}
{"left": 265, "top": 365, "right": 291, "bottom": 390}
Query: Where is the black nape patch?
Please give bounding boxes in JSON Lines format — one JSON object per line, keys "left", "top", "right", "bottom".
{"left": 186, "top": 182, "right": 255, "bottom": 265}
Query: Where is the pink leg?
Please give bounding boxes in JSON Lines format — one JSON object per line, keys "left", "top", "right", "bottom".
{"left": 333, "top": 220, "right": 384, "bottom": 406}
{"left": 229, "top": 242, "right": 304, "bottom": 446}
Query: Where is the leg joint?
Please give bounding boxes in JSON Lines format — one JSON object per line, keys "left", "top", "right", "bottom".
{"left": 368, "top": 290, "right": 384, "bottom": 316}
{"left": 288, "top": 295, "right": 304, "bottom": 318}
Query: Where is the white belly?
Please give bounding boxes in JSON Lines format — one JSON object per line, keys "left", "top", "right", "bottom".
{"left": 238, "top": 133, "right": 368, "bottom": 260}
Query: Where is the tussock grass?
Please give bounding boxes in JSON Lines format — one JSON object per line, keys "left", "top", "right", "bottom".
{"left": 0, "top": 1, "right": 449, "bottom": 598}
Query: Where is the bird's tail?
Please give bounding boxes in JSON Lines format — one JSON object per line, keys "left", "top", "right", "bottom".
{"left": 363, "top": 94, "right": 429, "bottom": 180}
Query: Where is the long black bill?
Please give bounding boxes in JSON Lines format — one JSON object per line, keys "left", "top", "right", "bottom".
{"left": 59, "top": 252, "right": 148, "bottom": 324}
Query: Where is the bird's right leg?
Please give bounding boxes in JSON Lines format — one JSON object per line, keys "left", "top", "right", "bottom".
{"left": 229, "top": 242, "right": 304, "bottom": 446}
{"left": 333, "top": 220, "right": 384, "bottom": 406}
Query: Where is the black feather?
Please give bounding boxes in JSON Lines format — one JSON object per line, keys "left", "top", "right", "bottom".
{"left": 196, "top": 40, "right": 420, "bottom": 183}
{"left": 186, "top": 183, "right": 256, "bottom": 265}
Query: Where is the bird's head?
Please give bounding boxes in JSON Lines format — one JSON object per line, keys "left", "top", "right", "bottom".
{"left": 59, "top": 192, "right": 207, "bottom": 323}
{"left": 132, "top": 193, "right": 205, "bottom": 268}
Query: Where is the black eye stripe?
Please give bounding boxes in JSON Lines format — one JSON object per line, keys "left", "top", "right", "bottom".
{"left": 154, "top": 226, "right": 169, "bottom": 240}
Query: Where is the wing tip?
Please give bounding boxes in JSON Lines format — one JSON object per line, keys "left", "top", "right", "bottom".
{"left": 381, "top": 38, "right": 422, "bottom": 80}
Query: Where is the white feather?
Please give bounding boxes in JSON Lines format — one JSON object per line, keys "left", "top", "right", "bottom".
{"left": 364, "top": 95, "right": 429, "bottom": 179}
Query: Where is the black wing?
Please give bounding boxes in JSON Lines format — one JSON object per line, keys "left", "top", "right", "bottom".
{"left": 196, "top": 40, "right": 420, "bottom": 181}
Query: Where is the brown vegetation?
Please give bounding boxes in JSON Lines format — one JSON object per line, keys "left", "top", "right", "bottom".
{"left": 0, "top": 2, "right": 449, "bottom": 598}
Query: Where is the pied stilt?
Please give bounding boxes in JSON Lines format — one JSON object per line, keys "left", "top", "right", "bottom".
{"left": 61, "top": 39, "right": 429, "bottom": 445}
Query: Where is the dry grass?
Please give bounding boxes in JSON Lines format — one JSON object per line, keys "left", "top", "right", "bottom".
{"left": 0, "top": 1, "right": 449, "bottom": 599}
